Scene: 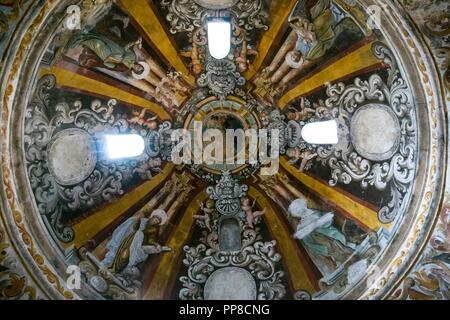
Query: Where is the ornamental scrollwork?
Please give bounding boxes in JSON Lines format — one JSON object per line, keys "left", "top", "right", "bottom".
{"left": 0, "top": 226, "right": 40, "bottom": 300}
{"left": 180, "top": 171, "right": 285, "bottom": 300}
{"left": 324, "top": 42, "right": 415, "bottom": 223}
{"left": 160, "top": 0, "right": 268, "bottom": 34}
{"left": 206, "top": 171, "right": 248, "bottom": 216}
{"left": 179, "top": 239, "right": 286, "bottom": 300}
{"left": 284, "top": 42, "right": 416, "bottom": 224}
{"left": 197, "top": 59, "right": 246, "bottom": 100}
{"left": 24, "top": 74, "right": 171, "bottom": 243}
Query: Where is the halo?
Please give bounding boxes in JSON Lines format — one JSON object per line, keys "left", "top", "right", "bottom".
{"left": 132, "top": 61, "right": 150, "bottom": 80}
{"left": 150, "top": 209, "right": 168, "bottom": 225}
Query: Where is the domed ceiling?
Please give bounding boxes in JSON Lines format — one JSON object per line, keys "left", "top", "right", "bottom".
{"left": 0, "top": 0, "right": 448, "bottom": 300}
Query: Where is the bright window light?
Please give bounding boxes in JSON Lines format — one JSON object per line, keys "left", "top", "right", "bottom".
{"left": 301, "top": 120, "right": 338, "bottom": 145}
{"left": 105, "top": 134, "right": 145, "bottom": 159}
{"left": 207, "top": 20, "right": 231, "bottom": 60}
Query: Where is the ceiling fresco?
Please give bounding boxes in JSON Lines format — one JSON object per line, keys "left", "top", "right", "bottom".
{"left": 0, "top": 0, "right": 448, "bottom": 301}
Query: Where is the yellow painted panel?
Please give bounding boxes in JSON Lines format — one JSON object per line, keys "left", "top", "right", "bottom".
{"left": 249, "top": 187, "right": 318, "bottom": 293}
{"left": 245, "top": 0, "right": 298, "bottom": 80}
{"left": 40, "top": 67, "right": 172, "bottom": 120}
{"left": 143, "top": 190, "right": 208, "bottom": 299}
{"left": 279, "top": 42, "right": 379, "bottom": 108}
{"left": 119, "top": 0, "right": 195, "bottom": 85}
{"left": 70, "top": 164, "right": 175, "bottom": 248}
{"left": 281, "top": 158, "right": 391, "bottom": 230}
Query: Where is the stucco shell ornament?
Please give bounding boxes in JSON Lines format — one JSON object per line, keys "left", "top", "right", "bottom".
{"left": 0, "top": 0, "right": 447, "bottom": 301}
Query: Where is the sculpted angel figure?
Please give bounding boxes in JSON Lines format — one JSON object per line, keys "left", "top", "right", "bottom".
{"left": 254, "top": 0, "right": 360, "bottom": 96}
{"left": 180, "top": 28, "right": 205, "bottom": 75}
{"left": 241, "top": 197, "right": 266, "bottom": 229}
{"left": 289, "top": 0, "right": 359, "bottom": 67}
{"left": 129, "top": 109, "right": 158, "bottom": 130}
{"left": 286, "top": 97, "right": 316, "bottom": 121}
{"left": 133, "top": 158, "right": 162, "bottom": 180}
{"left": 63, "top": 28, "right": 187, "bottom": 110}
{"left": 286, "top": 147, "right": 317, "bottom": 172}
{"left": 194, "top": 199, "right": 214, "bottom": 232}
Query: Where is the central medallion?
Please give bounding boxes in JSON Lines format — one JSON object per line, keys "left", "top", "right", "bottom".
{"left": 185, "top": 97, "right": 261, "bottom": 181}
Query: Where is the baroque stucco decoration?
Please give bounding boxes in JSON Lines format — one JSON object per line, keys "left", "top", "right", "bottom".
{"left": 160, "top": 0, "right": 269, "bottom": 34}
{"left": 0, "top": 0, "right": 447, "bottom": 301}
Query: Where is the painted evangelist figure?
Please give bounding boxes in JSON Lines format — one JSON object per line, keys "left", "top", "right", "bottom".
{"left": 288, "top": 198, "right": 356, "bottom": 272}
{"left": 100, "top": 209, "right": 172, "bottom": 278}
{"left": 65, "top": 32, "right": 149, "bottom": 77}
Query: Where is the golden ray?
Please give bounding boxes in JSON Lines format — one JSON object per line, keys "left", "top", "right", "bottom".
{"left": 244, "top": 0, "right": 298, "bottom": 80}
{"left": 143, "top": 190, "right": 208, "bottom": 299}
{"left": 279, "top": 42, "right": 380, "bottom": 108}
{"left": 40, "top": 67, "right": 172, "bottom": 120}
{"left": 67, "top": 164, "right": 175, "bottom": 249}
{"left": 119, "top": 0, "right": 195, "bottom": 86}
{"left": 280, "top": 158, "right": 391, "bottom": 231}
{"left": 248, "top": 187, "right": 319, "bottom": 293}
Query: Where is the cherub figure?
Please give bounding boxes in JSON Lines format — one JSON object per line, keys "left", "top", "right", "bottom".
{"left": 133, "top": 158, "right": 162, "bottom": 180}
{"left": 129, "top": 109, "right": 158, "bottom": 130}
{"left": 180, "top": 36, "right": 204, "bottom": 75}
{"left": 236, "top": 39, "right": 258, "bottom": 73}
{"left": 194, "top": 199, "right": 214, "bottom": 232}
{"left": 286, "top": 147, "right": 317, "bottom": 172}
{"left": 286, "top": 97, "right": 316, "bottom": 121}
{"left": 241, "top": 197, "right": 266, "bottom": 229}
